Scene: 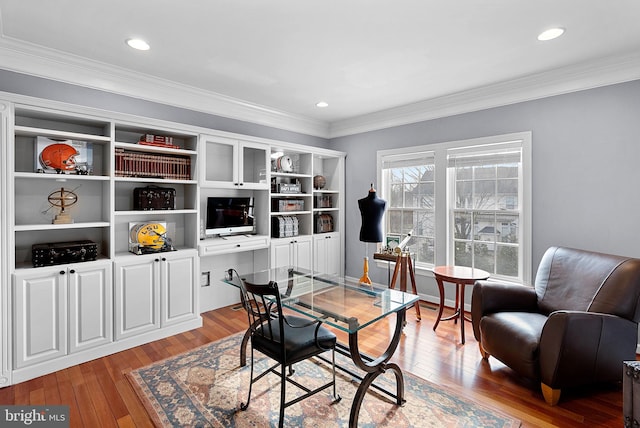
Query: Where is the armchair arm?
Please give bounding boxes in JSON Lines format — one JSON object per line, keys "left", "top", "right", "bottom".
{"left": 471, "top": 281, "right": 538, "bottom": 341}
{"left": 539, "top": 311, "right": 638, "bottom": 388}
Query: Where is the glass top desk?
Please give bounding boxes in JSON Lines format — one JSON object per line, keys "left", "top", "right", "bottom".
{"left": 225, "top": 267, "right": 419, "bottom": 427}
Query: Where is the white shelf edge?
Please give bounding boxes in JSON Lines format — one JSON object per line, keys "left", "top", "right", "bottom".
{"left": 114, "top": 141, "right": 197, "bottom": 156}
{"left": 113, "top": 177, "right": 197, "bottom": 184}
{"left": 114, "top": 209, "right": 197, "bottom": 216}
{"left": 14, "top": 172, "right": 110, "bottom": 181}
{"left": 270, "top": 211, "right": 311, "bottom": 216}
{"left": 271, "top": 172, "right": 312, "bottom": 178}
{"left": 313, "top": 208, "right": 339, "bottom": 212}
{"left": 313, "top": 189, "right": 340, "bottom": 194}
{"left": 271, "top": 193, "right": 312, "bottom": 197}
{"left": 15, "top": 221, "right": 110, "bottom": 231}
{"left": 14, "top": 125, "right": 111, "bottom": 143}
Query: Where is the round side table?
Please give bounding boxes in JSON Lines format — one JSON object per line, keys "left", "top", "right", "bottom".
{"left": 432, "top": 266, "right": 490, "bottom": 344}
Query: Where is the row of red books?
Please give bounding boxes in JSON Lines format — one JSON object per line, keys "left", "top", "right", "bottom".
{"left": 115, "top": 148, "right": 191, "bottom": 180}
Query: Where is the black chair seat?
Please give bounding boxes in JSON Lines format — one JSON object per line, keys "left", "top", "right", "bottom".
{"left": 253, "top": 316, "right": 336, "bottom": 364}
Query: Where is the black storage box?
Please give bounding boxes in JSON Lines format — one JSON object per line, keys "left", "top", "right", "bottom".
{"left": 624, "top": 361, "right": 640, "bottom": 427}
{"left": 134, "top": 186, "right": 176, "bottom": 210}
{"left": 32, "top": 240, "right": 98, "bottom": 267}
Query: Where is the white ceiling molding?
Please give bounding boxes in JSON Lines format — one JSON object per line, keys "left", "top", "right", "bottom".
{"left": 328, "top": 51, "right": 640, "bottom": 138}
{"left": 0, "top": 36, "right": 330, "bottom": 138}
{"left": 0, "top": 35, "right": 638, "bottom": 140}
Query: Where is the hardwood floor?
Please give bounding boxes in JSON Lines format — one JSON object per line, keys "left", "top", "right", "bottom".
{"left": 0, "top": 302, "right": 629, "bottom": 427}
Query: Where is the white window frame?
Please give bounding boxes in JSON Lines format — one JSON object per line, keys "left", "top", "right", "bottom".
{"left": 377, "top": 131, "right": 532, "bottom": 284}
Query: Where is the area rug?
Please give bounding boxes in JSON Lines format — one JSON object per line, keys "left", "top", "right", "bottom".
{"left": 127, "top": 333, "right": 520, "bottom": 427}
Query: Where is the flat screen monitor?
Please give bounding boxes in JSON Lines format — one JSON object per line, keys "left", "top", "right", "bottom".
{"left": 205, "top": 197, "right": 255, "bottom": 236}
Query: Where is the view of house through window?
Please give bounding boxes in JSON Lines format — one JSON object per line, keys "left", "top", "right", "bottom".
{"left": 380, "top": 152, "right": 435, "bottom": 266}
{"left": 448, "top": 145, "right": 522, "bottom": 278}
{"left": 378, "top": 133, "right": 530, "bottom": 283}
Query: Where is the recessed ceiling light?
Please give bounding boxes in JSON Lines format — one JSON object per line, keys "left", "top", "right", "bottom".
{"left": 126, "top": 38, "right": 150, "bottom": 51}
{"left": 537, "top": 28, "right": 565, "bottom": 41}
{"left": 316, "top": 101, "right": 329, "bottom": 108}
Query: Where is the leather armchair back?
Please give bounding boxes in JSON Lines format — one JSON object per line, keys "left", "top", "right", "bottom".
{"left": 535, "top": 246, "right": 640, "bottom": 320}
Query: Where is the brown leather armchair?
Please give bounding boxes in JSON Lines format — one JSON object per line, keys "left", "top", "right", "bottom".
{"left": 471, "top": 246, "right": 640, "bottom": 405}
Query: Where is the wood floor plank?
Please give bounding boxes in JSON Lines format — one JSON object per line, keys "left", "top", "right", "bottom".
{"left": 0, "top": 303, "right": 632, "bottom": 427}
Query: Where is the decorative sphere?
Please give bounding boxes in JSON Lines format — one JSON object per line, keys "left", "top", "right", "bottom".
{"left": 313, "top": 175, "right": 326, "bottom": 189}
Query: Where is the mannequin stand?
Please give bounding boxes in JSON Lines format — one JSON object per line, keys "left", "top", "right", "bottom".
{"left": 359, "top": 256, "right": 372, "bottom": 285}
{"left": 373, "top": 251, "right": 421, "bottom": 320}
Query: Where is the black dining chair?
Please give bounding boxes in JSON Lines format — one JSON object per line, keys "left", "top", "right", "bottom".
{"left": 231, "top": 270, "right": 341, "bottom": 427}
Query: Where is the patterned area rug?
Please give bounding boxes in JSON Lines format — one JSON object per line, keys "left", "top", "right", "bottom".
{"left": 127, "top": 333, "right": 521, "bottom": 427}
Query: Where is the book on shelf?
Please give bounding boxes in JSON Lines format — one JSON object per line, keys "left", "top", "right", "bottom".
{"left": 115, "top": 148, "right": 191, "bottom": 180}
{"left": 140, "top": 134, "right": 174, "bottom": 144}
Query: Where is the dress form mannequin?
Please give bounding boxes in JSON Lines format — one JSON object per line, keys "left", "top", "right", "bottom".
{"left": 358, "top": 184, "right": 386, "bottom": 284}
{"left": 358, "top": 184, "right": 386, "bottom": 243}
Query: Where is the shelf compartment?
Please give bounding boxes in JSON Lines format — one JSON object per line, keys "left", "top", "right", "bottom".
{"left": 114, "top": 125, "right": 198, "bottom": 152}
{"left": 114, "top": 181, "right": 197, "bottom": 211}
{"left": 114, "top": 147, "right": 193, "bottom": 181}
{"left": 14, "top": 179, "right": 110, "bottom": 226}
{"left": 112, "top": 212, "right": 198, "bottom": 255}
{"left": 14, "top": 226, "right": 110, "bottom": 269}
{"left": 15, "top": 133, "right": 110, "bottom": 176}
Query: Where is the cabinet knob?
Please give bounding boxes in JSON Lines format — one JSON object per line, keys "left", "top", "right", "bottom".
{"left": 155, "top": 258, "right": 160, "bottom": 262}
{"left": 236, "top": 244, "right": 241, "bottom": 247}
{"left": 59, "top": 270, "right": 65, "bottom": 275}
{"left": 69, "top": 269, "right": 76, "bottom": 274}
{"left": 161, "top": 257, "right": 166, "bottom": 261}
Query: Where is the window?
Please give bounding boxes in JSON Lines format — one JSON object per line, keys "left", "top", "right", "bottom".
{"left": 380, "top": 152, "right": 435, "bottom": 266}
{"left": 378, "top": 132, "right": 531, "bottom": 284}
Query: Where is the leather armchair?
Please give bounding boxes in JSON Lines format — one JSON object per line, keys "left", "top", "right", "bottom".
{"left": 471, "top": 246, "right": 640, "bottom": 405}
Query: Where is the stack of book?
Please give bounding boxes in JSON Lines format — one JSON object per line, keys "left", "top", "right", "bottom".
{"left": 137, "top": 134, "right": 180, "bottom": 149}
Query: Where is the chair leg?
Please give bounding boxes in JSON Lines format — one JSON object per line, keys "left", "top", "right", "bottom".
{"left": 279, "top": 363, "right": 286, "bottom": 428}
{"left": 240, "top": 346, "right": 255, "bottom": 410}
{"left": 478, "top": 342, "right": 490, "bottom": 360}
{"left": 541, "top": 383, "right": 561, "bottom": 406}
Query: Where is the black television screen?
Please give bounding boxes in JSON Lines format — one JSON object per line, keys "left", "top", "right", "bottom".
{"left": 206, "top": 197, "right": 255, "bottom": 236}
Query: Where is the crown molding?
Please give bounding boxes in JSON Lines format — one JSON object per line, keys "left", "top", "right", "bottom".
{"left": 329, "top": 51, "right": 640, "bottom": 138}
{"left": 0, "top": 36, "right": 330, "bottom": 138}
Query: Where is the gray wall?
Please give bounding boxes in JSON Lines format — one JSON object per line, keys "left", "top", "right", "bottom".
{"left": 0, "top": 69, "right": 329, "bottom": 148}
{"left": 330, "top": 79, "right": 640, "bottom": 285}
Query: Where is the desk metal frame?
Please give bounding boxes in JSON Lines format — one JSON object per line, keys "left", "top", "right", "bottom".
{"left": 234, "top": 269, "right": 415, "bottom": 428}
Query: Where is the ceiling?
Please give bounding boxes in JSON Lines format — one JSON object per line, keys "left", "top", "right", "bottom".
{"left": 1, "top": 1, "right": 639, "bottom": 138}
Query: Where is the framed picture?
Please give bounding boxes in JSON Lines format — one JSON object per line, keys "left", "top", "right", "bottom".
{"left": 35, "top": 137, "right": 93, "bottom": 174}
{"left": 386, "top": 235, "right": 400, "bottom": 249}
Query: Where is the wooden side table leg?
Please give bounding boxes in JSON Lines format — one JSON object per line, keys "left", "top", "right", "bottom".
{"left": 459, "top": 283, "right": 466, "bottom": 344}
{"left": 407, "top": 256, "right": 421, "bottom": 320}
{"left": 433, "top": 276, "right": 445, "bottom": 331}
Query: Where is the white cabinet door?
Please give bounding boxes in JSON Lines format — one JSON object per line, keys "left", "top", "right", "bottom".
{"left": 271, "top": 236, "right": 312, "bottom": 270}
{"left": 271, "top": 238, "right": 293, "bottom": 269}
{"left": 293, "top": 236, "right": 313, "bottom": 271}
{"left": 201, "top": 136, "right": 269, "bottom": 189}
{"left": 13, "top": 268, "right": 67, "bottom": 368}
{"left": 114, "top": 256, "right": 160, "bottom": 340}
{"left": 160, "top": 251, "right": 197, "bottom": 327}
{"left": 313, "top": 232, "right": 341, "bottom": 276}
{"left": 68, "top": 261, "right": 113, "bottom": 353}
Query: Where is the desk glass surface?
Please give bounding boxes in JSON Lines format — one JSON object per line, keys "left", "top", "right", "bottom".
{"left": 230, "top": 268, "right": 419, "bottom": 334}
